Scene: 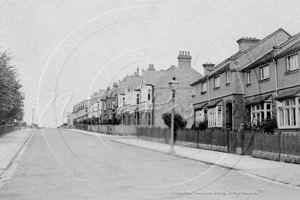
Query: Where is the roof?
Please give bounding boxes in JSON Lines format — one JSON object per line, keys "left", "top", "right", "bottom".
{"left": 274, "top": 88, "right": 300, "bottom": 101}
{"left": 241, "top": 50, "right": 274, "bottom": 72}
{"left": 194, "top": 102, "right": 208, "bottom": 110}
{"left": 131, "top": 75, "right": 142, "bottom": 90}
{"left": 276, "top": 40, "right": 300, "bottom": 58}
{"left": 143, "top": 70, "right": 166, "bottom": 85}
{"left": 190, "top": 75, "right": 208, "bottom": 86}
{"left": 242, "top": 32, "right": 300, "bottom": 72}
{"left": 207, "top": 99, "right": 222, "bottom": 108}
{"left": 190, "top": 64, "right": 230, "bottom": 86}
{"left": 246, "top": 94, "right": 272, "bottom": 106}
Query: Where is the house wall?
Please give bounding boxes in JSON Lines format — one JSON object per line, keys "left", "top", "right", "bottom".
{"left": 277, "top": 53, "right": 300, "bottom": 90}
{"left": 154, "top": 66, "right": 202, "bottom": 128}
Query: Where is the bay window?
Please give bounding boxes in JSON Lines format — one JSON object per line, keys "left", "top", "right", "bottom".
{"left": 208, "top": 106, "right": 223, "bottom": 127}
{"left": 250, "top": 102, "right": 272, "bottom": 124}
{"left": 277, "top": 98, "right": 300, "bottom": 128}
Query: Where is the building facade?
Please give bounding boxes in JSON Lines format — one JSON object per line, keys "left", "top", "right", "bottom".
{"left": 191, "top": 28, "right": 300, "bottom": 131}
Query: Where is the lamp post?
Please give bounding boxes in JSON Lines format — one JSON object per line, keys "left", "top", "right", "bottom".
{"left": 32, "top": 109, "right": 34, "bottom": 131}
{"left": 168, "top": 76, "right": 179, "bottom": 154}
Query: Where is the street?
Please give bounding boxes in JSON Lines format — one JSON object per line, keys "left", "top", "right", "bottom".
{"left": 0, "top": 129, "right": 300, "bottom": 199}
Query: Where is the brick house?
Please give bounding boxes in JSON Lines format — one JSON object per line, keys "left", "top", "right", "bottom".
{"left": 191, "top": 28, "right": 291, "bottom": 130}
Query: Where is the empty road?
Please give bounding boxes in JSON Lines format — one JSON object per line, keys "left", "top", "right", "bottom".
{"left": 0, "top": 129, "right": 299, "bottom": 199}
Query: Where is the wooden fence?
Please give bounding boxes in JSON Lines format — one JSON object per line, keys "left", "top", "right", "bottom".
{"left": 73, "top": 124, "right": 300, "bottom": 164}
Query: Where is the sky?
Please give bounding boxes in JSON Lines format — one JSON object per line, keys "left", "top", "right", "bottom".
{"left": 1, "top": 0, "right": 300, "bottom": 128}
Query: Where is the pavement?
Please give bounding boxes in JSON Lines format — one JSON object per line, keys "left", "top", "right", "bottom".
{"left": 0, "top": 129, "right": 33, "bottom": 176}
{"left": 73, "top": 129, "right": 300, "bottom": 188}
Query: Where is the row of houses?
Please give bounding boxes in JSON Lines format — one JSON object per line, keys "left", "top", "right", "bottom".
{"left": 70, "top": 51, "right": 202, "bottom": 128}
{"left": 70, "top": 27, "right": 300, "bottom": 133}
{"left": 192, "top": 28, "right": 300, "bottom": 133}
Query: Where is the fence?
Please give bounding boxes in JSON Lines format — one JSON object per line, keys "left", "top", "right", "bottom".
{"left": 73, "top": 124, "right": 300, "bottom": 164}
{"left": 0, "top": 124, "right": 26, "bottom": 137}
{"left": 74, "top": 124, "right": 137, "bottom": 136}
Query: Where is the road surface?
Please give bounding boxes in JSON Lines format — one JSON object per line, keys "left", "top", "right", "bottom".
{"left": 0, "top": 129, "right": 299, "bottom": 199}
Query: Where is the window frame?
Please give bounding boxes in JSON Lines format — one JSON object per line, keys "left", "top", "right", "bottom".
{"left": 214, "top": 76, "right": 220, "bottom": 88}
{"left": 202, "top": 81, "right": 207, "bottom": 93}
{"left": 260, "top": 65, "right": 270, "bottom": 80}
{"left": 225, "top": 71, "right": 231, "bottom": 84}
{"left": 277, "top": 97, "right": 300, "bottom": 129}
{"left": 250, "top": 102, "right": 272, "bottom": 124}
{"left": 286, "top": 54, "right": 299, "bottom": 72}
{"left": 208, "top": 106, "right": 223, "bottom": 128}
{"left": 246, "top": 71, "right": 252, "bottom": 84}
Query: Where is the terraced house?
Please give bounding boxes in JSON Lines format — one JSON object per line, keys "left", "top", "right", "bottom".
{"left": 191, "top": 28, "right": 294, "bottom": 130}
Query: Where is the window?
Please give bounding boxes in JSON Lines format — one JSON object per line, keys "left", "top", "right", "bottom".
{"left": 225, "top": 71, "right": 230, "bottom": 84}
{"left": 214, "top": 76, "right": 220, "bottom": 88}
{"left": 202, "top": 82, "right": 207, "bottom": 92}
{"left": 208, "top": 106, "right": 223, "bottom": 127}
{"left": 260, "top": 65, "right": 269, "bottom": 80}
{"left": 247, "top": 71, "right": 251, "bottom": 84}
{"left": 148, "top": 89, "right": 151, "bottom": 101}
{"left": 123, "top": 97, "right": 125, "bottom": 106}
{"left": 286, "top": 54, "right": 298, "bottom": 71}
{"left": 277, "top": 98, "right": 300, "bottom": 128}
{"left": 136, "top": 94, "right": 140, "bottom": 104}
{"left": 251, "top": 102, "right": 272, "bottom": 124}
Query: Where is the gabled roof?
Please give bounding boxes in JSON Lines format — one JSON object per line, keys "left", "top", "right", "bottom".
{"left": 131, "top": 75, "right": 142, "bottom": 90}
{"left": 143, "top": 70, "right": 166, "bottom": 85}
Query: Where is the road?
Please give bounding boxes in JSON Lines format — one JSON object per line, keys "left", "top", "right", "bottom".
{"left": 0, "top": 129, "right": 300, "bottom": 199}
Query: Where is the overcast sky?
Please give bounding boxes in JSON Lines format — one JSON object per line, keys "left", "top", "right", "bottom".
{"left": 1, "top": 0, "right": 300, "bottom": 127}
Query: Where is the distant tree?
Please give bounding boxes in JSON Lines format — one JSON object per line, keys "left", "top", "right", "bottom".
{"left": 0, "top": 50, "right": 24, "bottom": 123}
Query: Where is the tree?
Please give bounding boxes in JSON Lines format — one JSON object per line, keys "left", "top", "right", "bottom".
{"left": 0, "top": 50, "right": 25, "bottom": 123}
{"left": 162, "top": 112, "right": 187, "bottom": 130}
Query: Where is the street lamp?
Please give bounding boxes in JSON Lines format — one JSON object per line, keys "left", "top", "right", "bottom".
{"left": 32, "top": 109, "right": 34, "bottom": 131}
{"left": 168, "top": 76, "right": 179, "bottom": 154}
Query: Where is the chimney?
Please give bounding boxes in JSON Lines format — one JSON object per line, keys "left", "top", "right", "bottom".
{"left": 147, "top": 64, "right": 155, "bottom": 71}
{"left": 237, "top": 37, "right": 260, "bottom": 52}
{"left": 178, "top": 51, "right": 192, "bottom": 68}
{"left": 113, "top": 82, "right": 118, "bottom": 88}
{"left": 107, "top": 86, "right": 110, "bottom": 91}
{"left": 203, "top": 62, "right": 215, "bottom": 76}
